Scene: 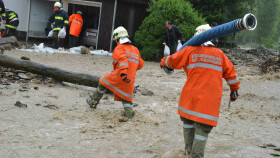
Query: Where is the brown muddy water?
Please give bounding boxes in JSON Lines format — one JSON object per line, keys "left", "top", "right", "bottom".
{"left": 0, "top": 50, "right": 280, "bottom": 158}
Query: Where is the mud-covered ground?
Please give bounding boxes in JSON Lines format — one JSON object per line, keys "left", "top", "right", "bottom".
{"left": 1, "top": 50, "right": 280, "bottom": 158}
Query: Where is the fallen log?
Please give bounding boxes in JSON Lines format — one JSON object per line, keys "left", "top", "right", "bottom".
{"left": 0, "top": 54, "right": 100, "bottom": 87}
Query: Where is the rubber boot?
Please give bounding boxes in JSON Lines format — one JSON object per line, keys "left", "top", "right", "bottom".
{"left": 181, "top": 116, "right": 195, "bottom": 155}
{"left": 121, "top": 99, "right": 134, "bottom": 119}
{"left": 86, "top": 83, "right": 107, "bottom": 109}
{"left": 190, "top": 122, "right": 213, "bottom": 158}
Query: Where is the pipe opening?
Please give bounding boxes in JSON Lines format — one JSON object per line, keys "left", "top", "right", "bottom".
{"left": 243, "top": 13, "right": 257, "bottom": 30}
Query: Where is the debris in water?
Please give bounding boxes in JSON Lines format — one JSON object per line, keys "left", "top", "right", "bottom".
{"left": 137, "top": 87, "right": 154, "bottom": 96}
{"left": 119, "top": 117, "right": 128, "bottom": 122}
{"left": 14, "top": 101, "right": 27, "bottom": 108}
{"left": 21, "top": 56, "right": 30, "bottom": 61}
{"left": 21, "top": 84, "right": 30, "bottom": 89}
{"left": 270, "top": 153, "right": 280, "bottom": 157}
{"left": 18, "top": 73, "right": 31, "bottom": 80}
{"left": 80, "top": 129, "right": 88, "bottom": 133}
{"left": 19, "top": 89, "right": 28, "bottom": 92}
{"left": 275, "top": 148, "right": 280, "bottom": 152}
{"left": 267, "top": 144, "right": 277, "bottom": 148}
{"left": 81, "top": 47, "right": 90, "bottom": 54}
{"left": 44, "top": 104, "right": 59, "bottom": 110}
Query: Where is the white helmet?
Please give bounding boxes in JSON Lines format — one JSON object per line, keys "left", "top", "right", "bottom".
{"left": 54, "top": 2, "right": 62, "bottom": 8}
{"left": 194, "top": 24, "right": 211, "bottom": 37}
{"left": 112, "top": 26, "right": 129, "bottom": 40}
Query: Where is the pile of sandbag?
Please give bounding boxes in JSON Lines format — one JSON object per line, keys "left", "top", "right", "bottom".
{"left": 19, "top": 43, "right": 111, "bottom": 56}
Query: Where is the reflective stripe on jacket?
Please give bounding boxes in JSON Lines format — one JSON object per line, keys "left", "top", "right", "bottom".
{"left": 5, "top": 24, "right": 18, "bottom": 29}
{"left": 69, "top": 14, "right": 83, "bottom": 37}
{"left": 100, "top": 42, "right": 144, "bottom": 102}
{"left": 161, "top": 46, "right": 240, "bottom": 127}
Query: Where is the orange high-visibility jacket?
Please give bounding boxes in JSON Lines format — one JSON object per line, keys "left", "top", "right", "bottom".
{"left": 161, "top": 45, "right": 240, "bottom": 127}
{"left": 69, "top": 14, "right": 83, "bottom": 37}
{"left": 100, "top": 42, "right": 144, "bottom": 102}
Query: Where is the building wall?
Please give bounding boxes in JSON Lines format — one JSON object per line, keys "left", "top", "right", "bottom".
{"left": 2, "top": 0, "right": 30, "bottom": 32}
{"left": 29, "top": 0, "right": 54, "bottom": 37}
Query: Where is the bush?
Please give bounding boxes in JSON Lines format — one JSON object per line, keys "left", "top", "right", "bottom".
{"left": 140, "top": 46, "right": 161, "bottom": 61}
{"left": 135, "top": 0, "right": 206, "bottom": 61}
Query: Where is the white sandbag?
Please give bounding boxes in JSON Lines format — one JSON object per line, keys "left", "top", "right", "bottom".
{"left": 164, "top": 45, "right": 170, "bottom": 56}
{"left": 45, "top": 47, "right": 55, "bottom": 54}
{"left": 70, "top": 46, "right": 82, "bottom": 53}
{"left": 69, "top": 49, "right": 77, "bottom": 54}
{"left": 58, "top": 28, "right": 66, "bottom": 38}
{"left": 47, "top": 30, "right": 53, "bottom": 38}
{"left": 90, "top": 50, "right": 111, "bottom": 56}
{"left": 176, "top": 42, "right": 183, "bottom": 51}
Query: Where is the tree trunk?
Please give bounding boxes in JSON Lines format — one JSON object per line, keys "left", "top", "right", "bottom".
{"left": 0, "top": 54, "right": 100, "bottom": 87}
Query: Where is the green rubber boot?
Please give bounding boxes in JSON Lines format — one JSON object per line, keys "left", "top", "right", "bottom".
{"left": 190, "top": 122, "right": 213, "bottom": 158}
{"left": 122, "top": 99, "right": 134, "bottom": 119}
{"left": 181, "top": 116, "right": 195, "bottom": 155}
{"left": 86, "top": 83, "right": 107, "bottom": 109}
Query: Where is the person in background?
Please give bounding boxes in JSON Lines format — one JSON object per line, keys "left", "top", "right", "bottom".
{"left": 160, "top": 24, "right": 240, "bottom": 158}
{"left": 48, "top": 2, "right": 69, "bottom": 49}
{"left": 4, "top": 8, "right": 19, "bottom": 37}
{"left": 164, "top": 21, "right": 182, "bottom": 54}
{"left": 86, "top": 26, "right": 144, "bottom": 119}
{"left": 68, "top": 11, "right": 83, "bottom": 48}
{"left": 0, "top": 0, "right": 6, "bottom": 37}
{"left": 211, "top": 22, "right": 219, "bottom": 46}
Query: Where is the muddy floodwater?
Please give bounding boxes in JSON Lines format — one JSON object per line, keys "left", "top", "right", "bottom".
{"left": 1, "top": 50, "right": 280, "bottom": 158}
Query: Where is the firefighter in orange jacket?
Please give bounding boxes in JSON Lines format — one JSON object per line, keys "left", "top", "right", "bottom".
{"left": 160, "top": 24, "right": 240, "bottom": 158}
{"left": 68, "top": 11, "right": 83, "bottom": 48}
{"left": 87, "top": 26, "right": 144, "bottom": 118}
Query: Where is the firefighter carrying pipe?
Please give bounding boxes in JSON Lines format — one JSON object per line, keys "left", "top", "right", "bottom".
{"left": 162, "top": 13, "right": 257, "bottom": 75}
{"left": 179, "top": 13, "right": 257, "bottom": 50}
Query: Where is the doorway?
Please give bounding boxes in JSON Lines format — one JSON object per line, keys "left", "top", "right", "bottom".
{"left": 68, "top": 3, "right": 101, "bottom": 48}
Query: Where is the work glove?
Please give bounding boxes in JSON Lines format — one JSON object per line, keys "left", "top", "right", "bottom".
{"left": 160, "top": 65, "right": 174, "bottom": 75}
{"left": 230, "top": 91, "right": 238, "bottom": 101}
{"left": 160, "top": 65, "right": 173, "bottom": 71}
{"left": 121, "top": 73, "right": 131, "bottom": 83}
{"left": 160, "top": 57, "right": 174, "bottom": 75}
